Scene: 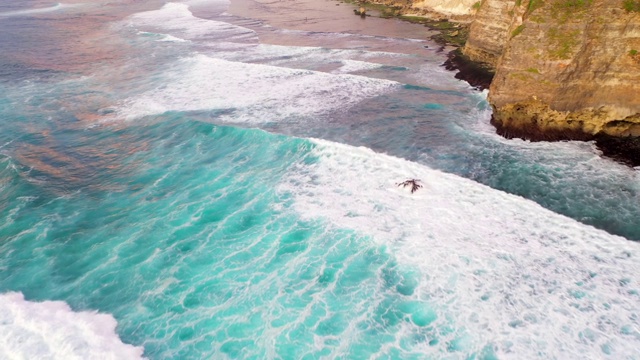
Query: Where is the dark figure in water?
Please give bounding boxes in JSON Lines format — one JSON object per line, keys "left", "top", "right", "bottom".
{"left": 397, "top": 179, "right": 422, "bottom": 193}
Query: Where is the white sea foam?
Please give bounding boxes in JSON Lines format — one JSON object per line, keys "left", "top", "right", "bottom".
{"left": 278, "top": 139, "right": 640, "bottom": 358}
{"left": 214, "top": 43, "right": 410, "bottom": 73}
{"left": 127, "top": 2, "right": 256, "bottom": 43}
{"left": 116, "top": 54, "right": 399, "bottom": 122}
{"left": 0, "top": 292, "right": 144, "bottom": 359}
{"left": 183, "top": 0, "right": 230, "bottom": 6}
{"left": 137, "top": 31, "right": 190, "bottom": 43}
{"left": 215, "top": 43, "right": 322, "bottom": 64}
{"left": 0, "top": 3, "right": 79, "bottom": 17}
{"left": 462, "top": 95, "right": 640, "bottom": 176}
{"left": 411, "top": 62, "right": 478, "bottom": 91}
{"left": 157, "top": 34, "right": 190, "bottom": 42}
{"left": 331, "top": 59, "right": 385, "bottom": 74}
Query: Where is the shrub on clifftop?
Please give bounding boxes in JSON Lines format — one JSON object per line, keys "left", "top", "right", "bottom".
{"left": 623, "top": 0, "right": 640, "bottom": 12}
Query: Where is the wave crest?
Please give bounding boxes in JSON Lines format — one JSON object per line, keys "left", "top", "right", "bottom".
{"left": 0, "top": 292, "right": 144, "bottom": 359}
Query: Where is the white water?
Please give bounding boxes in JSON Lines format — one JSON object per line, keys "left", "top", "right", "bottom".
{"left": 279, "top": 139, "right": 640, "bottom": 358}
{"left": 128, "top": 2, "right": 255, "bottom": 42}
{"left": 116, "top": 54, "right": 399, "bottom": 122}
{"left": 0, "top": 292, "right": 144, "bottom": 359}
{"left": 0, "top": 3, "right": 75, "bottom": 17}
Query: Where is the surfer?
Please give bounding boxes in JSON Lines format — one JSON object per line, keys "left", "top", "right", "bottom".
{"left": 397, "top": 179, "right": 422, "bottom": 193}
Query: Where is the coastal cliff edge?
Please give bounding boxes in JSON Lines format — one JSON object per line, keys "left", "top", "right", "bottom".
{"left": 363, "top": 0, "right": 640, "bottom": 165}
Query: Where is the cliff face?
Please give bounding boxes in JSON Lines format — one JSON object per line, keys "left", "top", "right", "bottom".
{"left": 366, "top": 0, "right": 640, "bottom": 149}
{"left": 464, "top": 0, "right": 640, "bottom": 139}
{"left": 463, "top": 0, "right": 523, "bottom": 66}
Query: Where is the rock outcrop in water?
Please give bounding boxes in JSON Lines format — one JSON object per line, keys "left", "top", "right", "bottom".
{"left": 363, "top": 0, "right": 640, "bottom": 165}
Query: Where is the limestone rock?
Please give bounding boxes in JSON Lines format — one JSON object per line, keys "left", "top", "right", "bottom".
{"left": 463, "top": 0, "right": 524, "bottom": 66}
{"left": 411, "top": 0, "right": 480, "bottom": 16}
{"left": 367, "top": 0, "right": 479, "bottom": 22}
{"left": 467, "top": 0, "right": 640, "bottom": 140}
{"left": 365, "top": 0, "right": 640, "bottom": 146}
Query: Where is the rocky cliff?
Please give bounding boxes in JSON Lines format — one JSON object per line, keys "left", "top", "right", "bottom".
{"left": 463, "top": 0, "right": 522, "bottom": 66}
{"left": 468, "top": 0, "right": 640, "bottom": 143}
{"left": 366, "top": 0, "right": 640, "bottom": 163}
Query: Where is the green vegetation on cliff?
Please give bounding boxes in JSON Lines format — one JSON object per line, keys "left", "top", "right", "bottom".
{"left": 623, "top": 0, "right": 640, "bottom": 12}
{"left": 511, "top": 24, "right": 526, "bottom": 38}
{"left": 527, "top": 0, "right": 545, "bottom": 13}
{"left": 547, "top": 28, "right": 580, "bottom": 59}
{"left": 554, "top": 0, "right": 593, "bottom": 22}
{"left": 556, "top": 0, "right": 592, "bottom": 8}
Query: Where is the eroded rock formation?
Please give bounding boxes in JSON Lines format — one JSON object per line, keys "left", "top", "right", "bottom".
{"left": 366, "top": 0, "right": 640, "bottom": 163}
{"left": 463, "top": 0, "right": 522, "bottom": 66}
{"left": 473, "top": 0, "right": 640, "bottom": 141}
{"left": 407, "top": 0, "right": 479, "bottom": 18}
{"left": 367, "top": 0, "right": 479, "bottom": 21}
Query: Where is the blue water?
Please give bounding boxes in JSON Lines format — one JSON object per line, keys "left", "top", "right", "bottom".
{"left": 0, "top": 0, "right": 639, "bottom": 359}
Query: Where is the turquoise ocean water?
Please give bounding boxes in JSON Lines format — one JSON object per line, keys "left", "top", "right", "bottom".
{"left": 0, "top": 0, "right": 639, "bottom": 359}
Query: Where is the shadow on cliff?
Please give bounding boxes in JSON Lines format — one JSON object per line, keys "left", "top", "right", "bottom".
{"left": 442, "top": 48, "right": 494, "bottom": 91}
{"left": 491, "top": 116, "right": 640, "bottom": 167}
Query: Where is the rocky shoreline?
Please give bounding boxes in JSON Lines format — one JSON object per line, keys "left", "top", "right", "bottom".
{"left": 345, "top": 1, "right": 494, "bottom": 89}
{"left": 491, "top": 115, "right": 640, "bottom": 167}
{"left": 442, "top": 48, "right": 493, "bottom": 91}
